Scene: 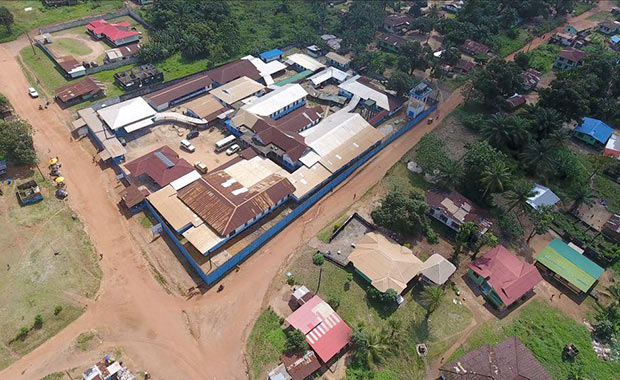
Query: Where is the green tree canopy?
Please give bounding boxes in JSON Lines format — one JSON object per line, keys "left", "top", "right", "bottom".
{"left": 371, "top": 191, "right": 430, "bottom": 235}
{"left": 285, "top": 328, "right": 309, "bottom": 353}
{"left": 0, "top": 6, "right": 14, "bottom": 34}
{"left": 0, "top": 120, "right": 38, "bottom": 166}
{"left": 414, "top": 133, "right": 449, "bottom": 174}
{"left": 386, "top": 70, "right": 416, "bottom": 97}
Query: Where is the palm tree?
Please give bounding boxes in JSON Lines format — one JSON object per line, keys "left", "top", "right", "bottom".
{"left": 520, "top": 139, "right": 554, "bottom": 172}
{"left": 481, "top": 161, "right": 512, "bottom": 199}
{"left": 481, "top": 113, "right": 511, "bottom": 148}
{"left": 437, "top": 160, "right": 463, "bottom": 190}
{"left": 528, "top": 106, "right": 564, "bottom": 140}
{"left": 505, "top": 180, "right": 535, "bottom": 214}
{"left": 505, "top": 116, "right": 531, "bottom": 151}
{"left": 421, "top": 286, "right": 445, "bottom": 319}
{"left": 569, "top": 182, "right": 596, "bottom": 215}
{"left": 547, "top": 128, "right": 569, "bottom": 147}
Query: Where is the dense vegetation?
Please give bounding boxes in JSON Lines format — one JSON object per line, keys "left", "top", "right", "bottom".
{"left": 0, "top": 119, "right": 37, "bottom": 166}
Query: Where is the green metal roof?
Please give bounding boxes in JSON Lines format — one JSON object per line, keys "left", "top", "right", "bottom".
{"left": 274, "top": 70, "right": 313, "bottom": 86}
{"left": 536, "top": 238, "right": 604, "bottom": 292}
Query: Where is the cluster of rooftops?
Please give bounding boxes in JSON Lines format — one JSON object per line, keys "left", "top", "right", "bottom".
{"left": 69, "top": 48, "right": 413, "bottom": 256}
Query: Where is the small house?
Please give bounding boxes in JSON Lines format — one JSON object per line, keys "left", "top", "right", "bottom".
{"left": 259, "top": 48, "right": 283, "bottom": 63}
{"left": 574, "top": 117, "right": 614, "bottom": 148}
{"left": 383, "top": 13, "right": 413, "bottom": 34}
{"left": 468, "top": 245, "right": 543, "bottom": 310}
{"left": 120, "top": 184, "right": 149, "bottom": 213}
{"left": 442, "top": 4, "right": 461, "bottom": 14}
{"left": 57, "top": 56, "right": 85, "bottom": 78}
{"left": 286, "top": 53, "right": 325, "bottom": 72}
{"left": 440, "top": 336, "right": 551, "bottom": 380}
{"left": 521, "top": 68, "right": 541, "bottom": 92}
{"left": 460, "top": 39, "right": 490, "bottom": 56}
{"left": 611, "top": 35, "right": 620, "bottom": 49}
{"left": 425, "top": 189, "right": 493, "bottom": 234}
{"left": 454, "top": 59, "right": 475, "bottom": 74}
{"left": 598, "top": 21, "right": 619, "bottom": 35}
{"left": 104, "top": 43, "right": 141, "bottom": 63}
{"left": 305, "top": 45, "right": 322, "bottom": 58}
{"left": 377, "top": 32, "right": 408, "bottom": 53}
{"left": 536, "top": 238, "right": 604, "bottom": 295}
{"left": 603, "top": 133, "right": 620, "bottom": 159}
{"left": 55, "top": 76, "right": 105, "bottom": 107}
{"left": 281, "top": 351, "right": 321, "bottom": 380}
{"left": 325, "top": 51, "right": 351, "bottom": 70}
{"left": 565, "top": 24, "right": 590, "bottom": 36}
{"left": 505, "top": 94, "right": 526, "bottom": 110}
{"left": 552, "top": 32, "right": 577, "bottom": 46}
{"left": 16, "top": 180, "right": 44, "bottom": 206}
{"left": 603, "top": 214, "right": 620, "bottom": 242}
{"left": 526, "top": 184, "right": 560, "bottom": 210}
{"left": 419, "top": 254, "right": 456, "bottom": 286}
{"left": 553, "top": 47, "right": 586, "bottom": 71}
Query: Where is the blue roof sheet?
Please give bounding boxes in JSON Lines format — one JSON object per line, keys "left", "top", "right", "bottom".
{"left": 0, "top": 160, "right": 6, "bottom": 170}
{"left": 611, "top": 35, "right": 620, "bottom": 44}
{"left": 259, "top": 48, "right": 283, "bottom": 60}
{"left": 575, "top": 117, "right": 614, "bottom": 144}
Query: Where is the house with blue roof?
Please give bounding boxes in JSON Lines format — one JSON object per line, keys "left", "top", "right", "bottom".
{"left": 611, "top": 35, "right": 620, "bottom": 48}
{"left": 259, "top": 48, "right": 283, "bottom": 63}
{"left": 574, "top": 117, "right": 614, "bottom": 148}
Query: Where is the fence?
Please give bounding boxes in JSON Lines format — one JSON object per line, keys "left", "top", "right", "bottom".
{"left": 85, "top": 56, "right": 141, "bottom": 75}
{"left": 39, "top": 9, "right": 149, "bottom": 35}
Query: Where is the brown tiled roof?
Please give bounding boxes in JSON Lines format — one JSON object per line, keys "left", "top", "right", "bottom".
{"left": 506, "top": 94, "right": 526, "bottom": 109}
{"left": 145, "top": 73, "right": 213, "bottom": 108}
{"left": 377, "top": 32, "right": 408, "bottom": 48}
{"left": 272, "top": 106, "right": 323, "bottom": 134}
{"left": 455, "top": 59, "right": 476, "bottom": 73}
{"left": 383, "top": 13, "right": 413, "bottom": 28}
{"left": 461, "top": 39, "right": 491, "bottom": 55}
{"left": 57, "top": 56, "right": 82, "bottom": 73}
{"left": 281, "top": 351, "right": 321, "bottom": 380}
{"left": 116, "top": 42, "right": 141, "bottom": 57}
{"left": 177, "top": 167, "right": 295, "bottom": 236}
{"left": 255, "top": 127, "right": 308, "bottom": 162}
{"left": 55, "top": 77, "right": 105, "bottom": 103}
{"left": 558, "top": 47, "right": 586, "bottom": 62}
{"left": 124, "top": 146, "right": 194, "bottom": 188}
{"left": 440, "top": 336, "right": 551, "bottom": 380}
{"left": 121, "top": 184, "right": 149, "bottom": 209}
{"left": 206, "top": 60, "right": 262, "bottom": 85}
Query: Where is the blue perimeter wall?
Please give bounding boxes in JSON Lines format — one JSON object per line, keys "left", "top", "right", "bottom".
{"left": 144, "top": 104, "right": 438, "bottom": 286}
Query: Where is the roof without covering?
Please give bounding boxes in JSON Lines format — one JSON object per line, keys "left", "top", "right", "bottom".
{"left": 285, "top": 295, "right": 352, "bottom": 363}
{"left": 575, "top": 117, "right": 614, "bottom": 144}
{"left": 558, "top": 47, "right": 586, "bottom": 62}
{"left": 124, "top": 145, "right": 194, "bottom": 188}
{"left": 469, "top": 245, "right": 543, "bottom": 306}
{"left": 527, "top": 184, "right": 560, "bottom": 210}
{"left": 349, "top": 232, "right": 423, "bottom": 293}
{"left": 210, "top": 76, "right": 265, "bottom": 105}
{"left": 97, "top": 97, "right": 155, "bottom": 130}
{"left": 285, "top": 53, "right": 325, "bottom": 72}
{"left": 536, "top": 238, "right": 604, "bottom": 292}
{"left": 206, "top": 59, "right": 262, "bottom": 84}
{"left": 419, "top": 254, "right": 457, "bottom": 285}
{"left": 144, "top": 73, "right": 213, "bottom": 109}
{"left": 177, "top": 156, "right": 295, "bottom": 236}
{"left": 242, "top": 83, "right": 307, "bottom": 117}
{"left": 55, "top": 76, "right": 105, "bottom": 103}
{"left": 440, "top": 336, "right": 552, "bottom": 380}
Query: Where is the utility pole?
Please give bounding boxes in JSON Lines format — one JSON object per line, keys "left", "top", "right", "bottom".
{"left": 25, "top": 30, "right": 36, "bottom": 56}
{"left": 316, "top": 267, "right": 323, "bottom": 292}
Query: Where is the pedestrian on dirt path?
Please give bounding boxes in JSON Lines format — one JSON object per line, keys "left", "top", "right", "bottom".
{"left": 99, "top": 253, "right": 103, "bottom": 260}
{"left": 550, "top": 294, "right": 555, "bottom": 301}
{"left": 353, "top": 193, "right": 356, "bottom": 200}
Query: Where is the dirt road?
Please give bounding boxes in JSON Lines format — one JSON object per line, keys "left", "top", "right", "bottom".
{"left": 0, "top": 2, "right": 613, "bottom": 379}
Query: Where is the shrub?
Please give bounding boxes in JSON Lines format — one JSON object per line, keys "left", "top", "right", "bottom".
{"left": 53, "top": 305, "right": 63, "bottom": 316}
{"left": 346, "top": 273, "right": 353, "bottom": 283}
{"left": 285, "top": 328, "right": 309, "bottom": 352}
{"left": 368, "top": 287, "right": 398, "bottom": 306}
{"left": 15, "top": 327, "right": 29, "bottom": 342}
{"left": 312, "top": 252, "right": 325, "bottom": 266}
{"left": 328, "top": 295, "right": 341, "bottom": 310}
{"left": 34, "top": 314, "right": 43, "bottom": 329}
{"left": 403, "top": 242, "right": 411, "bottom": 249}
{"left": 425, "top": 225, "right": 440, "bottom": 244}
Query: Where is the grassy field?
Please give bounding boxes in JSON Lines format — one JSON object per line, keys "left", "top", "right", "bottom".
{"left": 19, "top": 46, "right": 125, "bottom": 102}
{"left": 246, "top": 308, "right": 287, "bottom": 380}
{"left": 526, "top": 44, "right": 562, "bottom": 73}
{"left": 156, "top": 53, "right": 211, "bottom": 82}
{"left": 246, "top": 244, "right": 473, "bottom": 380}
{"left": 0, "top": 170, "right": 101, "bottom": 370}
{"left": 0, "top": 0, "right": 125, "bottom": 43}
{"left": 490, "top": 29, "right": 533, "bottom": 58}
{"left": 53, "top": 37, "right": 92, "bottom": 56}
{"left": 449, "top": 300, "right": 620, "bottom": 380}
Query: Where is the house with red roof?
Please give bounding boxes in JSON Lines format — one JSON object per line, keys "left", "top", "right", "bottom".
{"left": 86, "top": 19, "right": 141, "bottom": 47}
{"left": 285, "top": 295, "right": 352, "bottom": 363}
{"left": 467, "top": 245, "right": 543, "bottom": 310}
{"left": 124, "top": 146, "right": 195, "bottom": 190}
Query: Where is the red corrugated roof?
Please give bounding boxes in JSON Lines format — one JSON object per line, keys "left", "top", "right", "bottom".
{"left": 87, "top": 19, "right": 139, "bottom": 42}
{"left": 124, "top": 146, "right": 194, "bottom": 188}
{"left": 285, "top": 295, "right": 352, "bottom": 362}
{"left": 468, "top": 245, "right": 543, "bottom": 307}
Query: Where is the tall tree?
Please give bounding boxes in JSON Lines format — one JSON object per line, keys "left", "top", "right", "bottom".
{"left": 520, "top": 139, "right": 555, "bottom": 172}
{"left": 0, "top": 6, "right": 13, "bottom": 34}
{"left": 472, "top": 232, "right": 499, "bottom": 260}
{"left": 454, "top": 221, "right": 478, "bottom": 258}
{"left": 505, "top": 180, "right": 535, "bottom": 214}
{"left": 421, "top": 286, "right": 445, "bottom": 319}
{"left": 371, "top": 191, "right": 430, "bottom": 235}
{"left": 397, "top": 41, "right": 431, "bottom": 75}
{"left": 481, "top": 160, "right": 512, "bottom": 199}
{"left": 525, "top": 106, "right": 565, "bottom": 141}
{"left": 437, "top": 159, "right": 463, "bottom": 190}
{"left": 526, "top": 205, "right": 554, "bottom": 243}
{"left": 569, "top": 182, "right": 596, "bottom": 216}
{"left": 387, "top": 70, "right": 415, "bottom": 97}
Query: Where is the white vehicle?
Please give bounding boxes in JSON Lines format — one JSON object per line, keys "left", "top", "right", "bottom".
{"left": 180, "top": 139, "right": 196, "bottom": 153}
{"left": 215, "top": 135, "right": 236, "bottom": 152}
{"left": 28, "top": 87, "right": 39, "bottom": 98}
{"left": 226, "top": 144, "right": 240, "bottom": 156}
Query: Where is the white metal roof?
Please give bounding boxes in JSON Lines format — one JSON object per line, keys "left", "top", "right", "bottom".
{"left": 241, "top": 83, "right": 307, "bottom": 117}
{"left": 97, "top": 97, "right": 156, "bottom": 130}
{"left": 308, "top": 67, "right": 350, "bottom": 87}
{"left": 338, "top": 75, "right": 390, "bottom": 111}
{"left": 170, "top": 170, "right": 202, "bottom": 191}
{"left": 527, "top": 184, "right": 561, "bottom": 210}
{"left": 242, "top": 55, "right": 287, "bottom": 76}
{"left": 210, "top": 76, "right": 265, "bottom": 105}
{"left": 285, "top": 53, "right": 325, "bottom": 72}
{"left": 123, "top": 117, "right": 154, "bottom": 133}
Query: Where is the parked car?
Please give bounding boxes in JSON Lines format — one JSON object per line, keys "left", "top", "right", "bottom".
{"left": 118, "top": 137, "right": 127, "bottom": 146}
{"left": 28, "top": 87, "right": 39, "bottom": 98}
{"left": 194, "top": 161, "right": 208, "bottom": 174}
{"left": 180, "top": 139, "right": 196, "bottom": 153}
{"left": 186, "top": 130, "right": 199, "bottom": 140}
{"left": 226, "top": 144, "right": 240, "bottom": 156}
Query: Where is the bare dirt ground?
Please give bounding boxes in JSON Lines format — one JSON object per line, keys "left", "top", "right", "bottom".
{"left": 47, "top": 35, "right": 104, "bottom": 63}
{"left": 1, "top": 3, "right": 612, "bottom": 379}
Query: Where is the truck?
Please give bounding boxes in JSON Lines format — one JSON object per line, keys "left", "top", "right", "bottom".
{"left": 16, "top": 180, "right": 44, "bottom": 206}
{"left": 215, "top": 135, "right": 236, "bottom": 152}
